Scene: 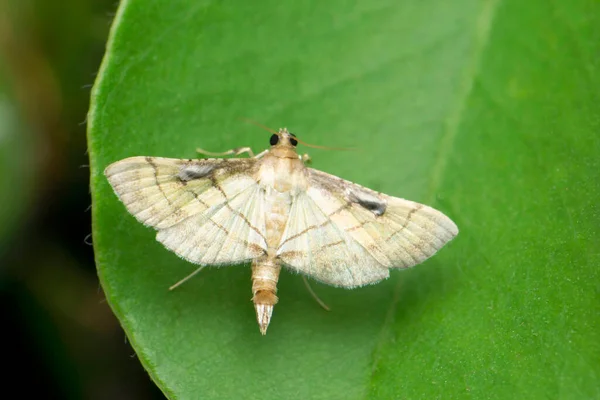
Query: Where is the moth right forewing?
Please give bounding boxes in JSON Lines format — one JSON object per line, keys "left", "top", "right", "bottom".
{"left": 105, "top": 156, "right": 259, "bottom": 230}
{"left": 106, "top": 155, "right": 268, "bottom": 266}
{"left": 157, "top": 183, "right": 268, "bottom": 266}
{"left": 106, "top": 157, "right": 191, "bottom": 228}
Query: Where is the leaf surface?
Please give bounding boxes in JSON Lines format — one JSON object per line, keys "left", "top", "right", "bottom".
{"left": 88, "top": 0, "right": 600, "bottom": 398}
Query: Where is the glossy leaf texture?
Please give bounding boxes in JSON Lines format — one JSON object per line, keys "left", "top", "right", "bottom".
{"left": 88, "top": 0, "right": 600, "bottom": 399}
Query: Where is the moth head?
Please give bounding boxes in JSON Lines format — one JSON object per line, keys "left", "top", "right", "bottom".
{"left": 270, "top": 128, "right": 298, "bottom": 148}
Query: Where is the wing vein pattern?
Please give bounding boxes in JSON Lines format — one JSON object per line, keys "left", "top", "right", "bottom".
{"left": 105, "top": 156, "right": 268, "bottom": 266}
{"left": 276, "top": 168, "right": 458, "bottom": 287}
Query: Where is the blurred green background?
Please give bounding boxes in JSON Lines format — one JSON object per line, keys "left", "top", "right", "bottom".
{"left": 0, "top": 1, "right": 162, "bottom": 398}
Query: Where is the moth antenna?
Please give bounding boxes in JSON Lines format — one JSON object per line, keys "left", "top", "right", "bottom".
{"left": 240, "top": 118, "right": 278, "bottom": 134}
{"left": 293, "top": 136, "right": 357, "bottom": 152}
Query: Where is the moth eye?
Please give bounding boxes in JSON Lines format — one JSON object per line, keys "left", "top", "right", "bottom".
{"left": 270, "top": 134, "right": 279, "bottom": 146}
{"left": 289, "top": 133, "right": 298, "bottom": 147}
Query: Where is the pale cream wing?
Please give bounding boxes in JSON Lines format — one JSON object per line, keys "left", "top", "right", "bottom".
{"left": 277, "top": 168, "right": 458, "bottom": 288}
{"left": 156, "top": 183, "right": 267, "bottom": 265}
{"left": 104, "top": 156, "right": 268, "bottom": 265}
{"left": 277, "top": 191, "right": 390, "bottom": 287}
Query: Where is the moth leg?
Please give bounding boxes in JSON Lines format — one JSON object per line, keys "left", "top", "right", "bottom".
{"left": 168, "top": 265, "right": 206, "bottom": 291}
{"left": 253, "top": 149, "right": 268, "bottom": 159}
{"left": 302, "top": 275, "right": 330, "bottom": 311}
{"left": 196, "top": 146, "right": 255, "bottom": 158}
{"left": 299, "top": 153, "right": 312, "bottom": 164}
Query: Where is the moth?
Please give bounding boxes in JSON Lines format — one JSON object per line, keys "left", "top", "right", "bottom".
{"left": 104, "top": 128, "right": 458, "bottom": 334}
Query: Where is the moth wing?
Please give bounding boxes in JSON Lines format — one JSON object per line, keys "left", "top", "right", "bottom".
{"left": 277, "top": 168, "right": 458, "bottom": 287}
{"left": 276, "top": 191, "right": 390, "bottom": 287}
{"left": 105, "top": 156, "right": 267, "bottom": 265}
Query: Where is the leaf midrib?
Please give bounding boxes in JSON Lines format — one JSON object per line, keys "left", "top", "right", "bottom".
{"left": 369, "top": 0, "right": 501, "bottom": 388}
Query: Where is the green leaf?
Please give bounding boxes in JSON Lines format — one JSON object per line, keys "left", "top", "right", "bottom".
{"left": 88, "top": 0, "right": 600, "bottom": 399}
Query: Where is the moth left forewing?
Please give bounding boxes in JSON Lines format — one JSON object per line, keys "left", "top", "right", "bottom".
{"left": 365, "top": 194, "right": 458, "bottom": 267}
{"left": 276, "top": 191, "right": 390, "bottom": 287}
{"left": 281, "top": 168, "right": 458, "bottom": 287}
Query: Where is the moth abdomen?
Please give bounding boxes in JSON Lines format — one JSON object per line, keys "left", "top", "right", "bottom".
{"left": 251, "top": 257, "right": 281, "bottom": 335}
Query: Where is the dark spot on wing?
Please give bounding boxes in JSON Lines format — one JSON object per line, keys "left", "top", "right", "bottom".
{"left": 178, "top": 164, "right": 215, "bottom": 182}
{"left": 348, "top": 189, "right": 387, "bottom": 216}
